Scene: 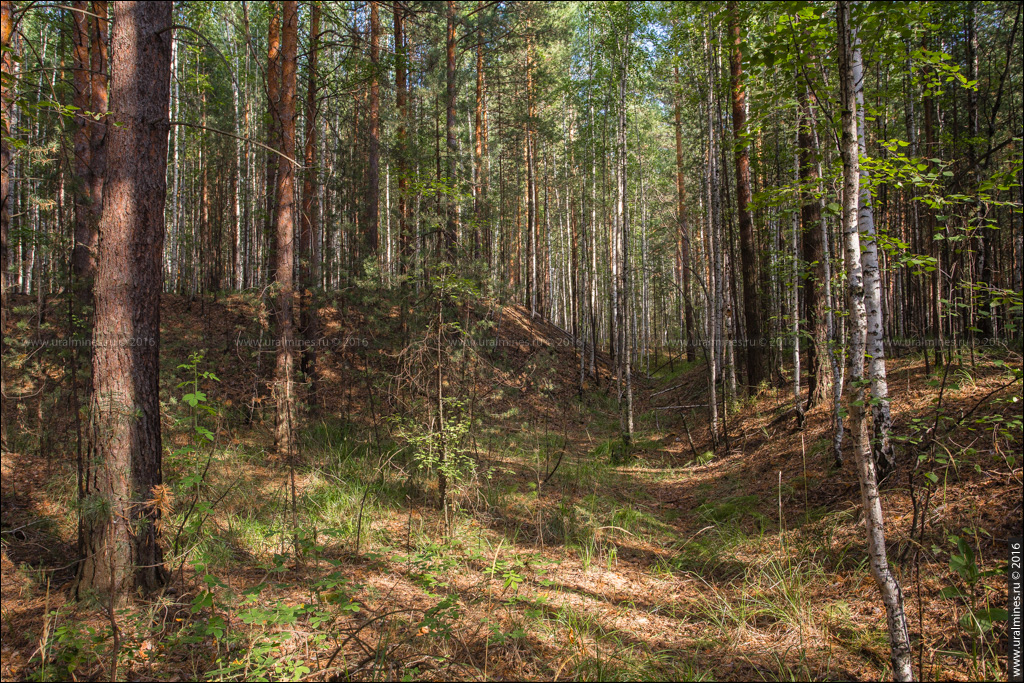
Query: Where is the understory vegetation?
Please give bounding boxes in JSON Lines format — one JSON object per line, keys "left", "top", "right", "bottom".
{"left": 1, "top": 0, "right": 1022, "bottom": 680}
{"left": 2, "top": 290, "right": 1019, "bottom": 681}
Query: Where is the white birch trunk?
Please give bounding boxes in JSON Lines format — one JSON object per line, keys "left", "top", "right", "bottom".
{"left": 852, "top": 30, "right": 894, "bottom": 475}
{"left": 838, "top": 4, "right": 913, "bottom": 679}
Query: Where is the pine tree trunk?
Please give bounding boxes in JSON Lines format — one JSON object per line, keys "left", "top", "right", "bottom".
{"left": 474, "top": 8, "right": 487, "bottom": 262}
{"left": 273, "top": 0, "right": 298, "bottom": 456}
{"left": 798, "top": 88, "right": 829, "bottom": 408}
{"left": 0, "top": 0, "right": 11, "bottom": 441}
{"left": 88, "top": 0, "right": 108, "bottom": 274}
{"left": 300, "top": 1, "right": 320, "bottom": 404}
{"left": 393, "top": 1, "right": 410, "bottom": 274}
{"left": 365, "top": 0, "right": 380, "bottom": 262}
{"left": 71, "top": 2, "right": 94, "bottom": 293}
{"left": 264, "top": 7, "right": 282, "bottom": 284}
{"left": 444, "top": 0, "right": 459, "bottom": 258}
{"left": 617, "top": 35, "right": 633, "bottom": 445}
{"left": 76, "top": 0, "right": 173, "bottom": 602}
{"left": 728, "top": 1, "right": 765, "bottom": 389}
{"left": 674, "top": 65, "right": 695, "bottom": 364}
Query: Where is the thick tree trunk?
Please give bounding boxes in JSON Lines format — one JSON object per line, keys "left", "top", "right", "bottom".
{"left": 273, "top": 0, "right": 298, "bottom": 456}
{"left": 75, "top": 0, "right": 173, "bottom": 602}
{"left": 728, "top": 1, "right": 765, "bottom": 389}
{"left": 837, "top": 4, "right": 913, "bottom": 679}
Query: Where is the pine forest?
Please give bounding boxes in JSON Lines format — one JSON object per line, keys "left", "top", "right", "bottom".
{"left": 0, "top": 1, "right": 1022, "bottom": 681}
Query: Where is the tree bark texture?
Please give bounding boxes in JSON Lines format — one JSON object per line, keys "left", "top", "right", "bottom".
{"left": 728, "top": 1, "right": 765, "bottom": 388}
{"left": 300, "top": 0, "right": 320, "bottom": 400}
{"left": 273, "top": 0, "right": 298, "bottom": 456}
{"left": 76, "top": 0, "right": 173, "bottom": 602}
{"left": 837, "top": 4, "right": 913, "bottom": 679}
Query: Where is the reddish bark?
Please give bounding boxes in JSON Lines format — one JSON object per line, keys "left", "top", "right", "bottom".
{"left": 728, "top": 1, "right": 765, "bottom": 388}
{"left": 265, "top": 5, "right": 282, "bottom": 283}
{"left": 71, "top": 2, "right": 94, "bottom": 287}
{"left": 273, "top": 0, "right": 298, "bottom": 455}
{"left": 76, "top": 0, "right": 173, "bottom": 601}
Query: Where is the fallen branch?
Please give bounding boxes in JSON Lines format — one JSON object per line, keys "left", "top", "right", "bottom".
{"left": 650, "top": 383, "right": 684, "bottom": 398}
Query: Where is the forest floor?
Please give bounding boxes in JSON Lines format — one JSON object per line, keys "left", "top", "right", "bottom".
{"left": 1, "top": 291, "right": 1021, "bottom": 682}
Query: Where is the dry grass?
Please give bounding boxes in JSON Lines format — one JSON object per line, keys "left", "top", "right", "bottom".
{"left": 1, "top": 293, "right": 1020, "bottom": 681}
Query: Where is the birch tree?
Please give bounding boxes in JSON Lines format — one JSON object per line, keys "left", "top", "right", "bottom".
{"left": 837, "top": 3, "right": 913, "bottom": 678}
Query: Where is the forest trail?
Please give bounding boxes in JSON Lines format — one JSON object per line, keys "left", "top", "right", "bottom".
{"left": 1, "top": 293, "right": 1019, "bottom": 681}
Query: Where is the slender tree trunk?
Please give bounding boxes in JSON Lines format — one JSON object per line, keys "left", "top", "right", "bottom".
{"left": 444, "top": 0, "right": 459, "bottom": 258}
{"left": 526, "top": 25, "right": 537, "bottom": 316}
{"left": 806, "top": 103, "right": 845, "bottom": 464}
{"left": 365, "top": 0, "right": 380, "bottom": 262}
{"left": 837, "top": 5, "right": 913, "bottom": 679}
{"left": 798, "top": 87, "right": 828, "bottom": 408}
{"left": 728, "top": 1, "right": 764, "bottom": 389}
{"left": 300, "top": 1, "right": 320, "bottom": 404}
{"left": 200, "top": 91, "right": 213, "bottom": 292}
{"left": 588, "top": 95, "right": 598, "bottom": 380}
{"left": 394, "top": 1, "right": 410, "bottom": 275}
{"left": 617, "top": 34, "right": 633, "bottom": 445}
{"left": 264, "top": 6, "right": 282, "bottom": 283}
{"left": 674, "top": 65, "right": 695, "bottom": 363}
{"left": 273, "top": 0, "right": 298, "bottom": 456}
{"left": 921, "top": 38, "right": 943, "bottom": 368}
{"left": 0, "top": 0, "right": 11, "bottom": 437}
{"left": 76, "top": 0, "right": 173, "bottom": 601}
{"left": 170, "top": 39, "right": 181, "bottom": 291}
{"left": 71, "top": 2, "right": 94, "bottom": 294}
{"left": 703, "top": 23, "right": 720, "bottom": 443}
{"left": 852, "top": 31, "right": 895, "bottom": 477}
{"left": 791, "top": 124, "right": 804, "bottom": 428}
{"left": 232, "top": 37, "right": 244, "bottom": 290}
{"left": 88, "top": 1, "right": 108, "bottom": 268}
{"left": 474, "top": 7, "right": 487, "bottom": 262}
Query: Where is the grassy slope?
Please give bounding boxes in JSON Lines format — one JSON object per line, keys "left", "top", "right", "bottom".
{"left": 1, "top": 292, "right": 1021, "bottom": 681}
